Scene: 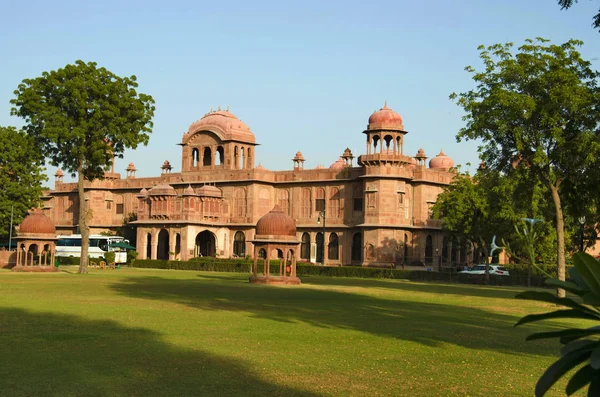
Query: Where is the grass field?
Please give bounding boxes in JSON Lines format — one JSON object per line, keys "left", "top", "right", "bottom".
{"left": 0, "top": 267, "right": 585, "bottom": 396}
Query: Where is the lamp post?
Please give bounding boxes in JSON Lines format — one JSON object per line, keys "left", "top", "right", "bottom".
{"left": 317, "top": 209, "right": 326, "bottom": 265}
{"left": 8, "top": 205, "right": 13, "bottom": 252}
{"left": 579, "top": 216, "right": 586, "bottom": 253}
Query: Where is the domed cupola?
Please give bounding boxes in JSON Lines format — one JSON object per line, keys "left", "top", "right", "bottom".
{"left": 429, "top": 150, "right": 455, "bottom": 170}
{"left": 18, "top": 209, "right": 56, "bottom": 236}
{"left": 255, "top": 205, "right": 297, "bottom": 239}
{"left": 367, "top": 102, "right": 404, "bottom": 131}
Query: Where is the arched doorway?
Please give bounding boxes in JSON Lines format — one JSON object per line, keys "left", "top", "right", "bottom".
{"left": 175, "top": 233, "right": 181, "bottom": 260}
{"left": 146, "top": 233, "right": 152, "bottom": 259}
{"left": 300, "top": 233, "right": 310, "bottom": 260}
{"left": 316, "top": 232, "right": 324, "bottom": 263}
{"left": 425, "top": 235, "right": 433, "bottom": 265}
{"left": 351, "top": 232, "right": 362, "bottom": 261}
{"left": 195, "top": 230, "right": 216, "bottom": 257}
{"left": 157, "top": 229, "right": 169, "bottom": 260}
{"left": 328, "top": 233, "right": 339, "bottom": 260}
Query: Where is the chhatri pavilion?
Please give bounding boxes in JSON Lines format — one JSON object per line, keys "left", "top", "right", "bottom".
{"left": 41, "top": 104, "right": 473, "bottom": 267}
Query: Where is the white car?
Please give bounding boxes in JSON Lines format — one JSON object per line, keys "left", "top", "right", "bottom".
{"left": 459, "top": 264, "right": 510, "bottom": 276}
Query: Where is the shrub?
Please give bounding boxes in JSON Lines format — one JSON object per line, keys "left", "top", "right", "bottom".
{"left": 104, "top": 251, "right": 116, "bottom": 264}
{"left": 515, "top": 252, "right": 600, "bottom": 396}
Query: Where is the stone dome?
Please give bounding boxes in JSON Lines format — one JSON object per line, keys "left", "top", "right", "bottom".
{"left": 139, "top": 187, "right": 149, "bottom": 196}
{"left": 54, "top": 169, "right": 64, "bottom": 177}
{"left": 255, "top": 205, "right": 296, "bottom": 237}
{"left": 415, "top": 148, "right": 427, "bottom": 159}
{"left": 367, "top": 103, "right": 404, "bottom": 131}
{"left": 429, "top": 150, "right": 455, "bottom": 169}
{"left": 329, "top": 157, "right": 345, "bottom": 170}
{"left": 126, "top": 162, "right": 136, "bottom": 171}
{"left": 197, "top": 185, "right": 222, "bottom": 197}
{"left": 19, "top": 210, "right": 56, "bottom": 235}
{"left": 255, "top": 163, "right": 269, "bottom": 171}
{"left": 293, "top": 151, "right": 304, "bottom": 161}
{"left": 149, "top": 184, "right": 177, "bottom": 196}
{"left": 183, "top": 185, "right": 197, "bottom": 196}
{"left": 183, "top": 109, "right": 256, "bottom": 144}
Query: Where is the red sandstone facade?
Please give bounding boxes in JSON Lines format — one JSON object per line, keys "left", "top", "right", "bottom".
{"left": 42, "top": 104, "right": 471, "bottom": 267}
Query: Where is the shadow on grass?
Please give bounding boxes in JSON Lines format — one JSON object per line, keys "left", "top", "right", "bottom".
{"left": 0, "top": 308, "right": 317, "bottom": 397}
{"left": 111, "top": 275, "right": 560, "bottom": 358}
{"left": 300, "top": 275, "right": 530, "bottom": 300}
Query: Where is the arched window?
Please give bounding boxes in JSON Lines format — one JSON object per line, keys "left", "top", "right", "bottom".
{"left": 258, "top": 248, "right": 266, "bottom": 259}
{"left": 352, "top": 233, "right": 362, "bottom": 261}
{"left": 301, "top": 233, "right": 310, "bottom": 260}
{"left": 233, "top": 231, "right": 245, "bottom": 257}
{"left": 442, "top": 236, "right": 448, "bottom": 265}
{"left": 217, "top": 146, "right": 224, "bottom": 165}
{"left": 373, "top": 135, "right": 380, "bottom": 153}
{"left": 234, "top": 146, "right": 239, "bottom": 169}
{"left": 301, "top": 188, "right": 311, "bottom": 218}
{"left": 396, "top": 136, "right": 402, "bottom": 154}
{"left": 203, "top": 147, "right": 212, "bottom": 166}
{"left": 316, "top": 188, "right": 325, "bottom": 212}
{"left": 329, "top": 188, "right": 340, "bottom": 218}
{"left": 384, "top": 135, "right": 393, "bottom": 152}
{"left": 259, "top": 189, "right": 270, "bottom": 216}
{"left": 366, "top": 244, "right": 375, "bottom": 260}
{"left": 404, "top": 233, "right": 409, "bottom": 261}
{"left": 234, "top": 188, "right": 247, "bottom": 217}
{"left": 353, "top": 185, "right": 363, "bottom": 212}
{"left": 192, "top": 148, "right": 199, "bottom": 167}
{"left": 425, "top": 235, "right": 433, "bottom": 265}
{"left": 328, "top": 233, "right": 339, "bottom": 260}
{"left": 240, "top": 147, "right": 245, "bottom": 169}
{"left": 246, "top": 148, "right": 252, "bottom": 168}
{"left": 278, "top": 190, "right": 289, "bottom": 215}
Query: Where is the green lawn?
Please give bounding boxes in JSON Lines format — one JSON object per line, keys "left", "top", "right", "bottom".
{"left": 0, "top": 267, "right": 584, "bottom": 396}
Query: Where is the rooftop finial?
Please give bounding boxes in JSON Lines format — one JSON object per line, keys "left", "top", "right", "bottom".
{"left": 226, "top": 105, "right": 230, "bottom": 111}
{"left": 218, "top": 105, "right": 221, "bottom": 111}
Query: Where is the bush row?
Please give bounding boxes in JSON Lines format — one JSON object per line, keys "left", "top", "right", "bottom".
{"left": 132, "top": 259, "right": 548, "bottom": 287}
{"left": 500, "top": 263, "right": 571, "bottom": 279}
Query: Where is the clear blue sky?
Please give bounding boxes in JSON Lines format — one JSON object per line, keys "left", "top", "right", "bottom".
{"left": 1, "top": 0, "right": 599, "bottom": 187}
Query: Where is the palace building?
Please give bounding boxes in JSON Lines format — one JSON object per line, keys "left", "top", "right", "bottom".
{"left": 42, "top": 104, "right": 471, "bottom": 267}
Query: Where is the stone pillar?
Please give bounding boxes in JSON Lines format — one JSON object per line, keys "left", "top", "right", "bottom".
{"left": 151, "top": 232, "right": 158, "bottom": 260}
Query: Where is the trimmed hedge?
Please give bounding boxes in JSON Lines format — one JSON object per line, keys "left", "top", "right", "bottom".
{"left": 501, "top": 263, "right": 572, "bottom": 279}
{"left": 131, "top": 258, "right": 548, "bottom": 287}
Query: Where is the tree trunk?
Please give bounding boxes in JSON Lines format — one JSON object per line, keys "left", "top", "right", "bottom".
{"left": 77, "top": 162, "right": 89, "bottom": 274}
{"left": 549, "top": 184, "right": 566, "bottom": 297}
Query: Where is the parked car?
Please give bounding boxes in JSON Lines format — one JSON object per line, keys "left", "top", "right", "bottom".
{"left": 459, "top": 264, "right": 510, "bottom": 276}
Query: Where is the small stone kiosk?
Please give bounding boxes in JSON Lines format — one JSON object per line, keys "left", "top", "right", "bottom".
{"left": 13, "top": 209, "right": 58, "bottom": 272}
{"left": 250, "top": 205, "right": 301, "bottom": 285}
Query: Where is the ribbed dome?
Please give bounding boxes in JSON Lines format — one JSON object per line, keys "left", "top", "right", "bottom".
{"left": 367, "top": 103, "right": 404, "bottom": 131}
{"left": 429, "top": 150, "right": 455, "bottom": 169}
{"left": 139, "top": 188, "right": 149, "bottom": 196}
{"left": 197, "top": 185, "right": 222, "bottom": 197}
{"left": 415, "top": 148, "right": 427, "bottom": 159}
{"left": 149, "top": 184, "right": 177, "bottom": 196}
{"left": 293, "top": 151, "right": 304, "bottom": 161}
{"left": 183, "top": 109, "right": 256, "bottom": 144}
{"left": 19, "top": 210, "right": 56, "bottom": 235}
{"left": 256, "top": 205, "right": 296, "bottom": 237}
{"left": 329, "top": 157, "right": 345, "bottom": 170}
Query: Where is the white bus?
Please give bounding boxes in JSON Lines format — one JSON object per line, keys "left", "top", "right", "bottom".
{"left": 55, "top": 234, "right": 130, "bottom": 263}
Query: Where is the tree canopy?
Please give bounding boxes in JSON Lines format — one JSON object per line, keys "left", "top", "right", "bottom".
{"left": 0, "top": 126, "right": 46, "bottom": 238}
{"left": 11, "top": 60, "right": 155, "bottom": 273}
{"left": 451, "top": 38, "right": 600, "bottom": 295}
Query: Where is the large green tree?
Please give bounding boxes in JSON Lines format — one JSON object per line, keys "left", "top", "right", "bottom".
{"left": 0, "top": 126, "right": 46, "bottom": 240}
{"left": 11, "top": 61, "right": 155, "bottom": 273}
{"left": 451, "top": 38, "right": 600, "bottom": 296}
